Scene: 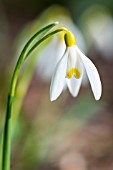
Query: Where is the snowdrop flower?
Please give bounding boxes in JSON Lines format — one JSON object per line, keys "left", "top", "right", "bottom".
{"left": 50, "top": 30, "right": 102, "bottom": 101}
{"left": 36, "top": 5, "right": 86, "bottom": 81}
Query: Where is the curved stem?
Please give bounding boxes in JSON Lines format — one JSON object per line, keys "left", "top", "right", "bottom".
{"left": 10, "top": 22, "right": 59, "bottom": 97}
{"left": 25, "top": 28, "right": 66, "bottom": 58}
{"left": 2, "top": 22, "right": 64, "bottom": 170}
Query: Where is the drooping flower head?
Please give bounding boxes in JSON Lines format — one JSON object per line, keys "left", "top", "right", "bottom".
{"left": 50, "top": 29, "right": 102, "bottom": 101}
{"left": 36, "top": 5, "right": 86, "bottom": 81}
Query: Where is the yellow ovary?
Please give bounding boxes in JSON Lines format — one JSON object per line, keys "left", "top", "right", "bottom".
{"left": 64, "top": 31, "right": 76, "bottom": 47}
{"left": 66, "top": 68, "right": 80, "bottom": 79}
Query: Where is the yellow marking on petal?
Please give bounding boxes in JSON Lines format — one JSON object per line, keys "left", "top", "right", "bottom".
{"left": 64, "top": 31, "right": 76, "bottom": 47}
{"left": 66, "top": 68, "right": 81, "bottom": 79}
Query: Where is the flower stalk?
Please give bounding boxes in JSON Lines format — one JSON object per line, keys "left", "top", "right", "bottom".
{"left": 2, "top": 22, "right": 65, "bottom": 170}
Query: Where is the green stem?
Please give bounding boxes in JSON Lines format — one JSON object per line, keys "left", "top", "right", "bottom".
{"left": 2, "top": 95, "right": 13, "bottom": 170}
{"left": 2, "top": 22, "right": 64, "bottom": 170}
{"left": 25, "top": 28, "right": 65, "bottom": 58}
{"left": 10, "top": 22, "right": 59, "bottom": 97}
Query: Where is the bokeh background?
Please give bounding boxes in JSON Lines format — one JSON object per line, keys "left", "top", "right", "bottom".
{"left": 0, "top": 0, "right": 113, "bottom": 170}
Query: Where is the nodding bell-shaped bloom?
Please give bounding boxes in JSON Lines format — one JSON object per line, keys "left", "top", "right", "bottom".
{"left": 50, "top": 30, "right": 102, "bottom": 101}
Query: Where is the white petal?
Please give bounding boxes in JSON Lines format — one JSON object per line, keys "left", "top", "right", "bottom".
{"left": 50, "top": 49, "right": 68, "bottom": 101}
{"left": 66, "top": 75, "right": 83, "bottom": 97}
{"left": 75, "top": 46, "right": 102, "bottom": 100}
{"left": 67, "top": 46, "right": 77, "bottom": 72}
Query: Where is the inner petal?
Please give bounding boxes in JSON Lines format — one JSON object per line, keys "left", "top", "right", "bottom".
{"left": 66, "top": 47, "right": 81, "bottom": 79}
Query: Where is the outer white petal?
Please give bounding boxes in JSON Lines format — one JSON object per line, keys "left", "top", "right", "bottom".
{"left": 50, "top": 49, "right": 68, "bottom": 101}
{"left": 66, "top": 75, "right": 83, "bottom": 97}
{"left": 75, "top": 46, "right": 102, "bottom": 100}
